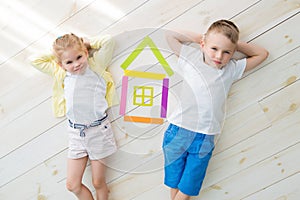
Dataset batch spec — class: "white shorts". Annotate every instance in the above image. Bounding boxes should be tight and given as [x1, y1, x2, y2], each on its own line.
[67, 118, 117, 160]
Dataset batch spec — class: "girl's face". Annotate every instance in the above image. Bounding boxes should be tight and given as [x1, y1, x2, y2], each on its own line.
[59, 48, 88, 75]
[200, 31, 236, 69]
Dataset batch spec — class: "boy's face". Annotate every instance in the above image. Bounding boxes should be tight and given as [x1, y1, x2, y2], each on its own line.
[200, 31, 236, 69]
[59, 48, 89, 75]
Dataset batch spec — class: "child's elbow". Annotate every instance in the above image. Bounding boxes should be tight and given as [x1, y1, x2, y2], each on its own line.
[262, 49, 269, 61]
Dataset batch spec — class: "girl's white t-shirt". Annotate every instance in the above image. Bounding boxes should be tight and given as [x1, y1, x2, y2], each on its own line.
[64, 67, 108, 124]
[168, 45, 246, 135]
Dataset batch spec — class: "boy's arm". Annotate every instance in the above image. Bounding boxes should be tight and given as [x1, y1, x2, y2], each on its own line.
[237, 41, 269, 72]
[165, 30, 202, 57]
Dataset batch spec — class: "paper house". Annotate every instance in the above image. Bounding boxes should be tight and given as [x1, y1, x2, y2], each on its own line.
[119, 36, 174, 124]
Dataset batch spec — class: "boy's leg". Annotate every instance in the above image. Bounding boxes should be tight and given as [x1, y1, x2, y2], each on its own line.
[174, 190, 190, 200]
[171, 188, 190, 200]
[177, 134, 215, 197]
[66, 157, 94, 200]
[171, 188, 179, 199]
[163, 124, 194, 200]
[90, 159, 108, 200]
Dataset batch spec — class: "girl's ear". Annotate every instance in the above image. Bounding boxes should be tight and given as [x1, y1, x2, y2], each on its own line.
[57, 61, 64, 69]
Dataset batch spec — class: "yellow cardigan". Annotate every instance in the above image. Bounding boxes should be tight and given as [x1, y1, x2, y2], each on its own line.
[30, 35, 118, 118]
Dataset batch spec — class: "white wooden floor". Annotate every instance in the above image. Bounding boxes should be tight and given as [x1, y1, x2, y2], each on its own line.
[1, 0, 300, 199]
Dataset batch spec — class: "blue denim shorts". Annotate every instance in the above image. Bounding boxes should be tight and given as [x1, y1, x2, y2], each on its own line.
[162, 123, 215, 196]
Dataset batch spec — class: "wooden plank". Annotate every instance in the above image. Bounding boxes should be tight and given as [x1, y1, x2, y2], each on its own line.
[199, 143, 300, 199]
[203, 108, 300, 187]
[109, 15, 300, 149]
[242, 173, 300, 200]
[0, 0, 150, 124]
[0, 0, 202, 136]
[164, 0, 259, 32]
[96, 83, 299, 198]
[108, 0, 261, 80]
[0, 120, 68, 187]
[198, 79, 300, 197]
[100, 0, 204, 35]
[1, 1, 300, 199]
[227, 13, 300, 115]
[111, 23, 299, 154]
[259, 80, 300, 123]
[1, 0, 296, 130]
[0, 151, 70, 200]
[214, 102, 271, 154]
[198, 80, 300, 197]
[234, 0, 300, 41]
[131, 184, 169, 200]
[0, 115, 166, 197]
[0, 76, 171, 190]
[53, 0, 151, 36]
[0, 0, 150, 113]
[107, 158, 164, 200]
[0, 0, 95, 64]
[0, 75, 52, 128]
[0, 141, 125, 200]
[0, 99, 64, 158]
[5, 0, 298, 122]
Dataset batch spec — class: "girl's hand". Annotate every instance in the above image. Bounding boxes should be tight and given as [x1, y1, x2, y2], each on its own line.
[82, 37, 91, 50]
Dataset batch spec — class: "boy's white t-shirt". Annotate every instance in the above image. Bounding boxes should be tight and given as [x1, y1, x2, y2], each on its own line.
[168, 45, 246, 135]
[64, 67, 108, 124]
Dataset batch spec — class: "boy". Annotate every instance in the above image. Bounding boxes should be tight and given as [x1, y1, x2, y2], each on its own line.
[163, 19, 268, 200]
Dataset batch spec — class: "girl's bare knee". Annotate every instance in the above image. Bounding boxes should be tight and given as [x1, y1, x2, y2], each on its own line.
[92, 178, 106, 190]
[66, 180, 81, 194]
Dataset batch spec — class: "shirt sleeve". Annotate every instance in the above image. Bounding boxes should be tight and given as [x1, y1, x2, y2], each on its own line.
[88, 34, 118, 107]
[231, 58, 247, 81]
[29, 53, 61, 76]
[88, 34, 115, 75]
[176, 45, 200, 72]
[179, 45, 199, 61]
[29, 53, 66, 117]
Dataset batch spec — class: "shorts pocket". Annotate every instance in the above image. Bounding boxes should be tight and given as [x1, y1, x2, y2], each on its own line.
[198, 135, 215, 158]
[162, 125, 177, 148]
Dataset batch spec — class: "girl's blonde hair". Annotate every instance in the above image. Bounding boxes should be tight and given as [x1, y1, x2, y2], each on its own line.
[52, 33, 88, 63]
[206, 19, 240, 44]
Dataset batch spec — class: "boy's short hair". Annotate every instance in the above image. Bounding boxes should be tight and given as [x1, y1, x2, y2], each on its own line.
[206, 19, 240, 44]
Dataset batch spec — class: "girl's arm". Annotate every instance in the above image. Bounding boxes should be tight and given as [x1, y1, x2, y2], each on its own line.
[237, 41, 269, 72]
[89, 34, 115, 71]
[165, 30, 202, 57]
[30, 53, 61, 76]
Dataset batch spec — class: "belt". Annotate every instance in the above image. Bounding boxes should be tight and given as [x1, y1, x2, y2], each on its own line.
[68, 114, 108, 137]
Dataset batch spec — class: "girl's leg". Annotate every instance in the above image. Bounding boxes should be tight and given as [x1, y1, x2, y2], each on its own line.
[90, 159, 109, 200]
[66, 157, 94, 200]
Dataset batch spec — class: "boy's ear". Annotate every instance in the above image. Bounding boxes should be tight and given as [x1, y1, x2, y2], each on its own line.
[200, 39, 205, 48]
[199, 34, 205, 47]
